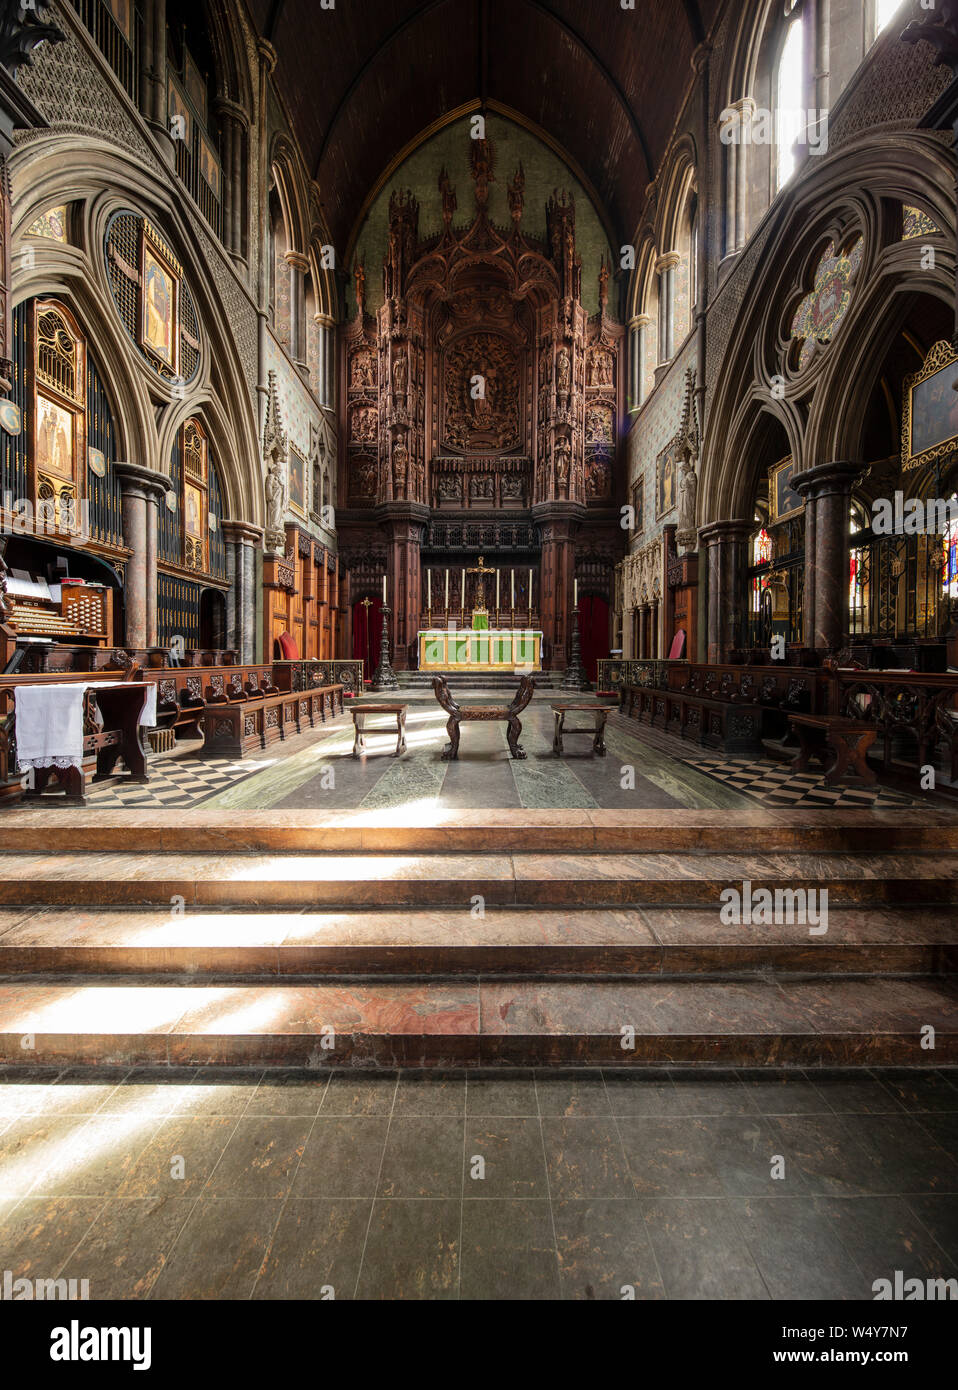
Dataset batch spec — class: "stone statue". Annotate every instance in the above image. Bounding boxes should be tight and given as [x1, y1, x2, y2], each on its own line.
[265, 457, 285, 535]
[392, 347, 408, 396]
[678, 455, 698, 537]
[392, 443, 409, 497]
[556, 347, 571, 402]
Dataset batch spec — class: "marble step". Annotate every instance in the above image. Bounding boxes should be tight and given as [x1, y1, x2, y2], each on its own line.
[0, 850, 956, 908]
[0, 906, 952, 977]
[1, 807, 957, 855]
[0, 975, 953, 1067]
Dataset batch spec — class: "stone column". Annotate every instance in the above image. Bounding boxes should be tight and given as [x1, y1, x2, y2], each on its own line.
[215, 98, 249, 265]
[222, 521, 263, 663]
[284, 252, 309, 370]
[699, 520, 753, 663]
[314, 314, 336, 408]
[116, 463, 168, 649]
[792, 461, 862, 652]
[655, 253, 679, 363]
[628, 314, 650, 412]
[532, 502, 585, 670]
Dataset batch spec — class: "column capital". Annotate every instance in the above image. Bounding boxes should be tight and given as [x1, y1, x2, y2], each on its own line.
[792, 460, 864, 500]
[214, 96, 250, 129]
[221, 520, 264, 547]
[698, 519, 754, 548]
[115, 461, 169, 504]
[257, 39, 277, 73]
[629, 314, 652, 330]
[314, 312, 337, 329]
[655, 251, 681, 274]
[284, 250, 310, 272]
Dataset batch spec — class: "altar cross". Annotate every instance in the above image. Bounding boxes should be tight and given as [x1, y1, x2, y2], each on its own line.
[466, 555, 496, 612]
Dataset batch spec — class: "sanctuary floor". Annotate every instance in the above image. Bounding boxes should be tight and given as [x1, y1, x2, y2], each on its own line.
[78, 693, 921, 813]
[1, 1065, 956, 1300]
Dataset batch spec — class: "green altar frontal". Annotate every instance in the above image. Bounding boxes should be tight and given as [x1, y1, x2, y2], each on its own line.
[419, 630, 542, 671]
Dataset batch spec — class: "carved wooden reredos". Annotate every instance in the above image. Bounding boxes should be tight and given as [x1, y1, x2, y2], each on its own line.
[345, 137, 624, 515]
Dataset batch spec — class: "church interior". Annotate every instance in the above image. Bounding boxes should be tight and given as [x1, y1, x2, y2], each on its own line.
[0, 0, 955, 1313]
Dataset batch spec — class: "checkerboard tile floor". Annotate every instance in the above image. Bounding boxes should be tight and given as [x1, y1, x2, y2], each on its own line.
[84, 750, 270, 808]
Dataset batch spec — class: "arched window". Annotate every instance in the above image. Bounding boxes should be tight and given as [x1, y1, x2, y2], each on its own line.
[774, 1, 806, 192]
[269, 180, 291, 349]
[871, 0, 902, 44]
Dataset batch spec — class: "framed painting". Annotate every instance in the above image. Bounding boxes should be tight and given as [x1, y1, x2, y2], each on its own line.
[288, 446, 307, 518]
[184, 483, 204, 539]
[902, 340, 958, 472]
[184, 51, 207, 126]
[198, 131, 220, 200]
[656, 439, 677, 519]
[140, 229, 179, 372]
[769, 456, 804, 523]
[167, 76, 192, 147]
[36, 393, 75, 481]
[631, 474, 645, 536]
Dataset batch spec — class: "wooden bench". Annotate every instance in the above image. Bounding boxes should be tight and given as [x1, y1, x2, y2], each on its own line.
[351, 703, 407, 757]
[552, 703, 616, 757]
[788, 713, 877, 787]
[433, 674, 535, 761]
[202, 684, 344, 758]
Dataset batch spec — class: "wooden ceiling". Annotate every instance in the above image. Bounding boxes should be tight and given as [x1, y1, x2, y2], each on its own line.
[251, 0, 718, 252]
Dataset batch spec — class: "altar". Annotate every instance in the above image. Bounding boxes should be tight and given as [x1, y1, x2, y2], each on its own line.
[419, 629, 542, 672]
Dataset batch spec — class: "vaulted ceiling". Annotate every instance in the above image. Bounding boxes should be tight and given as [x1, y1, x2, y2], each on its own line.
[250, 0, 719, 254]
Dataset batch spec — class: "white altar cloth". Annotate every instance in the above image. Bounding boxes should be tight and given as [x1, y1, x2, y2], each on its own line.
[14, 681, 157, 772]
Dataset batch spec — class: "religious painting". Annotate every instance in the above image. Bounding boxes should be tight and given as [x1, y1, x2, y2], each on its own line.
[902, 340, 958, 472]
[770, 456, 804, 523]
[140, 232, 179, 371]
[586, 453, 612, 500]
[656, 440, 677, 519]
[184, 483, 204, 539]
[102, 0, 134, 44]
[184, 51, 207, 125]
[167, 76, 192, 146]
[631, 475, 645, 537]
[288, 446, 307, 518]
[198, 132, 220, 200]
[26, 205, 67, 242]
[36, 394, 74, 481]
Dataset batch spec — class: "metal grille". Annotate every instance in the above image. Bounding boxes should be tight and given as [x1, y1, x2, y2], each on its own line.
[158, 428, 183, 566]
[208, 458, 227, 579]
[86, 353, 123, 548]
[1, 304, 29, 504]
[105, 210, 200, 383]
[36, 306, 81, 403]
[157, 573, 201, 649]
[70, 0, 139, 103]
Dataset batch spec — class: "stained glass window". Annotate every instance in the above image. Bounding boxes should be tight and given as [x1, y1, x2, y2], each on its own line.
[902, 206, 940, 241]
[943, 513, 958, 600]
[790, 237, 863, 371]
[754, 528, 772, 566]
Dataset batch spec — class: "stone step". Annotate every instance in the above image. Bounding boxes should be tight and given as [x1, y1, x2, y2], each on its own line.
[0, 975, 953, 1067]
[0, 906, 952, 977]
[1, 850, 957, 908]
[2, 808, 956, 855]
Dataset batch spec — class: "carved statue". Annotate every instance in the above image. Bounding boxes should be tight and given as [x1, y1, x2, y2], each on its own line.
[556, 346, 571, 403]
[555, 438, 571, 492]
[392, 443, 409, 497]
[265, 457, 285, 533]
[678, 454, 698, 539]
[392, 347, 408, 397]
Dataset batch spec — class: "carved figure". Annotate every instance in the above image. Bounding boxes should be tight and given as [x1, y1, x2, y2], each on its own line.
[265, 457, 285, 532]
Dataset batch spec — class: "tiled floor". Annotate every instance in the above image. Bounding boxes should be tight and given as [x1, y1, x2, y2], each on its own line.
[0, 1066, 955, 1300]
[78, 697, 921, 813]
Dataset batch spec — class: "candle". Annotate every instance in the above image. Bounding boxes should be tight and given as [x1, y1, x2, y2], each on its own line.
[496, 569, 500, 613]
[427, 570, 431, 608]
[511, 570, 515, 608]
[445, 569, 449, 610]
[461, 568, 465, 609]
[574, 578, 578, 607]
[382, 575, 387, 604]
[528, 569, 533, 613]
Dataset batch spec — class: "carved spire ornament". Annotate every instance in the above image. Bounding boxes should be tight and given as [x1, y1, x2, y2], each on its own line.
[675, 367, 700, 554]
[263, 370, 288, 553]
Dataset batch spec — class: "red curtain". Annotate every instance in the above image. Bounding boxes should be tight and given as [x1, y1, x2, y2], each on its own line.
[577, 595, 610, 682]
[352, 596, 383, 682]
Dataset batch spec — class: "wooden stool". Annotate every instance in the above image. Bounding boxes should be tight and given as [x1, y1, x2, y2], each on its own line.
[788, 713, 877, 787]
[352, 703, 407, 757]
[551, 703, 616, 757]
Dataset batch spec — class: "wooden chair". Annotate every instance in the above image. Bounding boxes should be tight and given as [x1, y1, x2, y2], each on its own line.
[432, 674, 536, 761]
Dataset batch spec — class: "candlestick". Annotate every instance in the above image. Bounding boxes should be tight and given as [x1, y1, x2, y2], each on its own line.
[371, 605, 399, 691]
